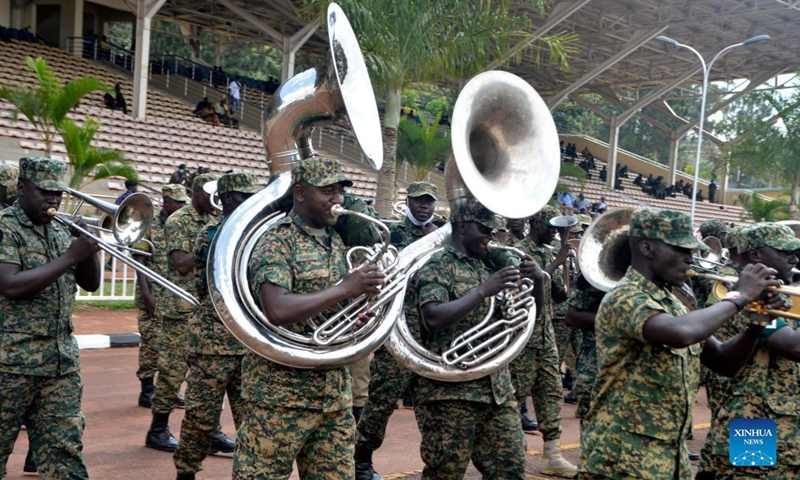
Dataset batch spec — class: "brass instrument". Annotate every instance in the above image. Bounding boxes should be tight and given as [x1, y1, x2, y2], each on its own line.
[550, 215, 579, 295]
[579, 207, 636, 292]
[385, 70, 561, 381]
[686, 270, 800, 321]
[203, 180, 223, 212]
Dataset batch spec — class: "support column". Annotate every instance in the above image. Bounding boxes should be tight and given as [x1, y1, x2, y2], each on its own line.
[0, 0, 11, 27]
[132, 0, 168, 119]
[606, 116, 620, 190]
[60, 0, 84, 50]
[667, 132, 681, 185]
[720, 162, 729, 206]
[280, 19, 319, 82]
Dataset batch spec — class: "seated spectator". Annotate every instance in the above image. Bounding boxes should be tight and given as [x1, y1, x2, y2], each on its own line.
[557, 192, 575, 213]
[633, 173, 643, 186]
[575, 193, 591, 211]
[696, 190, 704, 202]
[218, 97, 239, 129]
[581, 146, 591, 159]
[115, 179, 138, 205]
[193, 96, 221, 127]
[595, 196, 608, 213]
[619, 165, 629, 178]
[614, 176, 624, 190]
[646, 173, 654, 186]
[169, 164, 189, 186]
[103, 83, 128, 114]
[599, 166, 607, 182]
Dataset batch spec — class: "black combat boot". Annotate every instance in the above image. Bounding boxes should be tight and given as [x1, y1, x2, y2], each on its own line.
[520, 400, 538, 432]
[23, 449, 36, 473]
[209, 425, 235, 454]
[352, 406, 363, 423]
[138, 377, 155, 408]
[175, 473, 195, 480]
[145, 412, 179, 452]
[354, 445, 384, 480]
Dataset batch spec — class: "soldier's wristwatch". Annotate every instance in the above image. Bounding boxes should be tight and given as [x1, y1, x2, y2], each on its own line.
[723, 291, 748, 311]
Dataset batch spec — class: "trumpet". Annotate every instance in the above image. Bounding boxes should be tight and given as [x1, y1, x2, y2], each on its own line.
[550, 215, 578, 295]
[685, 270, 800, 321]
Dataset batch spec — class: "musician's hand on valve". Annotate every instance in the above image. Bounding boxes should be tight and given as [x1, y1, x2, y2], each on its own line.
[479, 266, 520, 298]
[353, 308, 376, 328]
[341, 264, 385, 298]
[760, 290, 790, 312]
[553, 246, 571, 268]
[519, 255, 544, 282]
[734, 263, 781, 303]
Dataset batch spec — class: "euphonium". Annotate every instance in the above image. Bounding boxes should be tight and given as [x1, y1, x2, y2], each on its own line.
[207, 4, 401, 369]
[579, 207, 636, 292]
[384, 70, 561, 381]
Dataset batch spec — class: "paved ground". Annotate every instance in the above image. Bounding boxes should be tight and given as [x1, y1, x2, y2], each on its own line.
[4, 307, 713, 479]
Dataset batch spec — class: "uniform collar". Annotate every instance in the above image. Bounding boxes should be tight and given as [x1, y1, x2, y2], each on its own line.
[624, 266, 672, 302]
[289, 210, 335, 244]
[11, 202, 35, 228]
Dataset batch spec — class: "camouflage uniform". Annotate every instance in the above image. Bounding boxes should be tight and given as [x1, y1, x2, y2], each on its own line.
[579, 209, 709, 480]
[0, 158, 89, 479]
[152, 174, 216, 415]
[509, 207, 565, 443]
[703, 224, 800, 479]
[234, 158, 355, 480]
[414, 199, 526, 480]
[567, 276, 604, 419]
[0, 163, 19, 208]
[691, 219, 732, 309]
[355, 182, 438, 454]
[174, 174, 258, 475]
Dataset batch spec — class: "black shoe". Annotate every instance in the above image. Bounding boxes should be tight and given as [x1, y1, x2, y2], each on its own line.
[209, 426, 235, 454]
[401, 394, 413, 409]
[355, 462, 385, 480]
[688, 451, 700, 461]
[521, 412, 539, 432]
[564, 392, 577, 404]
[562, 372, 573, 391]
[353, 406, 363, 423]
[695, 471, 717, 480]
[138, 378, 155, 408]
[145, 412, 179, 452]
[23, 449, 36, 473]
[687, 430, 694, 440]
[176, 474, 195, 480]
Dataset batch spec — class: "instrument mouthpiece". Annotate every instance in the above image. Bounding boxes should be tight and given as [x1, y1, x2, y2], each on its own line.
[46, 208, 58, 217]
[330, 205, 347, 217]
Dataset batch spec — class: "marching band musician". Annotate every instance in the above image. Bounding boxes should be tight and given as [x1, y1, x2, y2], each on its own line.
[508, 205, 578, 477]
[0, 158, 100, 479]
[354, 181, 441, 480]
[0, 164, 18, 209]
[133, 184, 189, 409]
[145, 173, 227, 453]
[699, 224, 800, 479]
[578, 208, 787, 480]
[235, 157, 386, 479]
[174, 173, 260, 480]
[413, 198, 546, 479]
[564, 274, 604, 421]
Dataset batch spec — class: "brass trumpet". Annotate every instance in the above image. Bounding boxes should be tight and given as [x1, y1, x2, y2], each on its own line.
[685, 270, 800, 321]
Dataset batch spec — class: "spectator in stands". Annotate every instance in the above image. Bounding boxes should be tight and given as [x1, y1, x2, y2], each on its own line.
[599, 166, 607, 182]
[115, 179, 138, 205]
[99, 36, 111, 62]
[633, 173, 643, 186]
[614, 176, 624, 191]
[169, 164, 189, 187]
[596, 196, 608, 213]
[218, 97, 239, 129]
[103, 83, 128, 115]
[619, 164, 629, 178]
[708, 180, 717, 203]
[557, 191, 575, 214]
[193, 97, 221, 127]
[581, 146, 591, 159]
[575, 193, 591, 212]
[696, 190, 704, 202]
[229, 75, 242, 109]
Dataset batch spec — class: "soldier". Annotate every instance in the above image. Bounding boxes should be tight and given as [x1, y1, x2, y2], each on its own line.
[700, 224, 800, 479]
[578, 208, 786, 479]
[133, 184, 188, 408]
[504, 217, 526, 248]
[0, 164, 18, 209]
[509, 205, 578, 477]
[354, 181, 441, 480]
[0, 157, 101, 479]
[234, 157, 386, 479]
[564, 274, 604, 420]
[413, 197, 545, 479]
[692, 219, 732, 309]
[145, 172, 229, 452]
[174, 173, 260, 480]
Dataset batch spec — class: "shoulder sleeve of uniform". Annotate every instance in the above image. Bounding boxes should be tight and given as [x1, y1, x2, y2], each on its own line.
[0, 216, 21, 265]
[483, 248, 519, 269]
[249, 224, 292, 292]
[600, 284, 669, 344]
[165, 211, 185, 253]
[193, 223, 215, 271]
[417, 252, 451, 307]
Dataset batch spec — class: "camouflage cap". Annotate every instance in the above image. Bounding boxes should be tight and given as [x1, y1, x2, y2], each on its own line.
[531, 205, 558, 225]
[192, 172, 218, 191]
[577, 214, 592, 226]
[218, 172, 260, 195]
[450, 197, 504, 230]
[292, 157, 353, 187]
[740, 223, 800, 252]
[726, 225, 751, 253]
[628, 208, 708, 250]
[407, 181, 438, 200]
[162, 184, 190, 202]
[699, 219, 731, 239]
[569, 223, 584, 233]
[0, 164, 18, 187]
[18, 157, 67, 192]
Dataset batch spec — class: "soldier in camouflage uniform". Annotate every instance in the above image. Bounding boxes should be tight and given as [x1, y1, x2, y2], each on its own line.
[554, 220, 583, 395]
[354, 181, 441, 480]
[578, 208, 784, 480]
[564, 274, 604, 420]
[0, 164, 19, 208]
[509, 205, 578, 477]
[174, 173, 260, 480]
[146, 172, 219, 452]
[0, 157, 101, 479]
[504, 217, 526, 248]
[691, 219, 732, 309]
[133, 184, 189, 408]
[700, 223, 800, 480]
[413, 197, 545, 480]
[234, 157, 386, 480]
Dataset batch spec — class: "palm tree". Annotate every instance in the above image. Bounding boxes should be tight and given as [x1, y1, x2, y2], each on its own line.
[303, 0, 577, 216]
[60, 117, 137, 189]
[396, 113, 451, 182]
[739, 192, 789, 222]
[0, 57, 108, 156]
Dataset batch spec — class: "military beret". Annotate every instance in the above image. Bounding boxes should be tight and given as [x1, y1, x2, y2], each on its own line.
[18, 157, 67, 192]
[629, 208, 708, 250]
[292, 157, 352, 187]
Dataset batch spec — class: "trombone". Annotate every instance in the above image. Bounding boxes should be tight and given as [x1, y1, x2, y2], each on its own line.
[48, 189, 199, 307]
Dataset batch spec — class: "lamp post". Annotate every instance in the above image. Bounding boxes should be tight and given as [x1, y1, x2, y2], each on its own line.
[656, 34, 770, 224]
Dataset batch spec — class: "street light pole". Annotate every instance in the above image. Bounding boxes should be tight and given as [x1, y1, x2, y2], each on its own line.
[656, 34, 770, 224]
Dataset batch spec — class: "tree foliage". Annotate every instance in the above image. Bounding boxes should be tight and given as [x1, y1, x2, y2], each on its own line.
[60, 117, 136, 189]
[396, 114, 451, 182]
[738, 192, 789, 222]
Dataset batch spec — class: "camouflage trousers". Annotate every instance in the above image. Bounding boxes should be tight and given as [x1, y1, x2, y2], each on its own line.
[0, 371, 88, 480]
[573, 335, 597, 419]
[416, 400, 526, 480]
[510, 342, 564, 442]
[697, 368, 720, 475]
[152, 316, 189, 414]
[233, 403, 355, 480]
[350, 353, 372, 409]
[355, 346, 415, 452]
[552, 315, 571, 370]
[706, 453, 800, 479]
[174, 353, 245, 474]
[136, 309, 161, 380]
